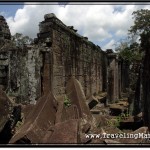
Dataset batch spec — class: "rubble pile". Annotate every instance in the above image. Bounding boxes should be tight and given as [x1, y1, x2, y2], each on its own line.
[0, 78, 148, 145]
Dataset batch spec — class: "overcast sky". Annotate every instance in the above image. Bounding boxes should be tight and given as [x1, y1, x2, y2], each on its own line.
[0, 2, 150, 50]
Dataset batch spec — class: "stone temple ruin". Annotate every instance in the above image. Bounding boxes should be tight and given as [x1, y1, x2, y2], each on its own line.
[1, 13, 146, 145]
[0, 13, 128, 104]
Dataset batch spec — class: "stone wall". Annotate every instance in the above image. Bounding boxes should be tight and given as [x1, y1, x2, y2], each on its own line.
[0, 16, 11, 41]
[38, 13, 107, 98]
[0, 14, 125, 104]
[2, 47, 43, 104]
[0, 15, 11, 90]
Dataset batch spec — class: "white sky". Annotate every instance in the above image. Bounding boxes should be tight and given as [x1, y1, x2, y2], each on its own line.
[1, 2, 150, 50]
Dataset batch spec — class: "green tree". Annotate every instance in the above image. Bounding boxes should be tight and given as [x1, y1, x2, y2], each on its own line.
[129, 9, 150, 127]
[11, 33, 33, 48]
[129, 9, 150, 36]
[116, 9, 150, 115]
[129, 9, 150, 52]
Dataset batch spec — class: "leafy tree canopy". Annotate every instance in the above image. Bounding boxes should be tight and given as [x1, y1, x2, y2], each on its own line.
[116, 9, 149, 62]
[129, 9, 150, 36]
[11, 33, 33, 48]
[115, 41, 143, 63]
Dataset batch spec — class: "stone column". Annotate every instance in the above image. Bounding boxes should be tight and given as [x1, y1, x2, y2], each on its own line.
[106, 49, 119, 103]
[107, 67, 114, 103]
[142, 34, 150, 129]
[42, 52, 52, 95]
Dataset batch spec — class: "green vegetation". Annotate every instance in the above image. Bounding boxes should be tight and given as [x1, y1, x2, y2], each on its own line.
[11, 33, 33, 48]
[116, 9, 150, 63]
[129, 9, 150, 36]
[107, 112, 130, 127]
[64, 95, 71, 107]
[115, 9, 150, 115]
[12, 112, 24, 134]
[129, 9, 150, 124]
[116, 42, 143, 63]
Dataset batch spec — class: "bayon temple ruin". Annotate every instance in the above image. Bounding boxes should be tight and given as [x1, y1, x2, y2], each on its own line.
[0, 13, 147, 144]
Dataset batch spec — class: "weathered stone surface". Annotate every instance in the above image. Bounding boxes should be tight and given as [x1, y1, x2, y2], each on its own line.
[66, 104, 79, 120]
[97, 92, 107, 100]
[0, 13, 127, 108]
[94, 103, 105, 110]
[38, 13, 109, 99]
[42, 52, 52, 95]
[96, 96, 107, 105]
[0, 16, 13, 91]
[79, 133, 92, 144]
[55, 97, 66, 123]
[9, 92, 58, 143]
[10, 105, 22, 129]
[90, 127, 122, 144]
[0, 89, 12, 132]
[82, 123, 91, 133]
[94, 115, 112, 128]
[109, 104, 126, 116]
[87, 95, 99, 109]
[90, 109, 100, 114]
[46, 119, 79, 144]
[0, 14, 131, 145]
[132, 126, 148, 134]
[119, 115, 143, 130]
[134, 112, 143, 122]
[118, 116, 134, 130]
[44, 13, 56, 20]
[102, 126, 122, 134]
[0, 90, 15, 144]
[142, 33, 150, 130]
[21, 104, 35, 120]
[0, 14, 124, 106]
[66, 77, 92, 121]
[118, 127, 149, 144]
[133, 66, 142, 116]
[0, 15, 11, 40]
[55, 95, 80, 123]
[107, 51, 120, 103]
[116, 101, 129, 107]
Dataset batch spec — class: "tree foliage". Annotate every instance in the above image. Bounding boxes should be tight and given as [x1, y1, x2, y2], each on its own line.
[129, 9, 150, 124]
[115, 40, 143, 63]
[11, 33, 33, 48]
[129, 9, 150, 35]
[129, 9, 150, 52]
[116, 9, 150, 62]
[115, 9, 149, 106]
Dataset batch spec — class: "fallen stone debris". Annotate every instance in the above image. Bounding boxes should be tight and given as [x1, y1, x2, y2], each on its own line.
[0, 77, 149, 145]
